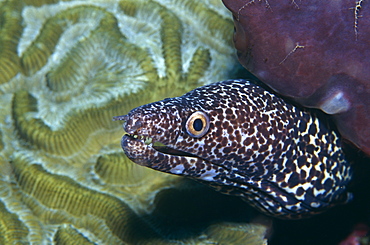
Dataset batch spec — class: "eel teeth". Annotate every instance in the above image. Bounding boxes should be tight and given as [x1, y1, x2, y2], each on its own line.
[144, 137, 152, 145]
[130, 134, 153, 145]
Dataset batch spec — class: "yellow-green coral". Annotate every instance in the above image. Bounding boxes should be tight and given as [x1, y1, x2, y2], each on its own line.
[0, 0, 23, 85]
[95, 152, 152, 185]
[0, 0, 268, 244]
[0, 200, 29, 245]
[12, 154, 163, 244]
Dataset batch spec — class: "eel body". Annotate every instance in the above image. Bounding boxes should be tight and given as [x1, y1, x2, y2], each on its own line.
[114, 79, 352, 219]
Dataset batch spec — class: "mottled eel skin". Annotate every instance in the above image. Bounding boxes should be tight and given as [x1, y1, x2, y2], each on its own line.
[114, 79, 353, 219]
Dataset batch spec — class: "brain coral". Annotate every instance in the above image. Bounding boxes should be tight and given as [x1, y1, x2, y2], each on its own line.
[0, 0, 267, 244]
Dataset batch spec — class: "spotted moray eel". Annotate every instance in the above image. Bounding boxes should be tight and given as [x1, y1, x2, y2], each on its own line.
[114, 79, 353, 219]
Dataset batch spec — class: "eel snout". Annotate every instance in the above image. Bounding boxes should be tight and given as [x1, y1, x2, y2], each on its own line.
[113, 114, 144, 135]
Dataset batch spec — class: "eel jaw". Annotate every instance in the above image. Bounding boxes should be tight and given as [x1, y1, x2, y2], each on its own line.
[121, 133, 226, 183]
[120, 133, 199, 167]
[120, 134, 156, 166]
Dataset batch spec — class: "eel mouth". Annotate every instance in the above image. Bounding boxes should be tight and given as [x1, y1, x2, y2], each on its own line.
[124, 133, 197, 158]
[113, 115, 199, 158]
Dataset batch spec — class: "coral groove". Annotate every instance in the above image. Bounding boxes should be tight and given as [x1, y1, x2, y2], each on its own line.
[0, 200, 29, 245]
[54, 225, 94, 245]
[0, 1, 23, 84]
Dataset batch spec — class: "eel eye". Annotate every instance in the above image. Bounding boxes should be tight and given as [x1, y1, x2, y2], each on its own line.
[185, 111, 210, 138]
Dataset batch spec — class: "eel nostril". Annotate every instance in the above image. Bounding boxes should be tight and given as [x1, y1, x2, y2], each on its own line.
[112, 115, 129, 121]
[113, 114, 143, 133]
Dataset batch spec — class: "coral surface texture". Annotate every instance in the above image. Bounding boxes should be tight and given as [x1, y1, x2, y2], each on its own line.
[0, 0, 267, 244]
